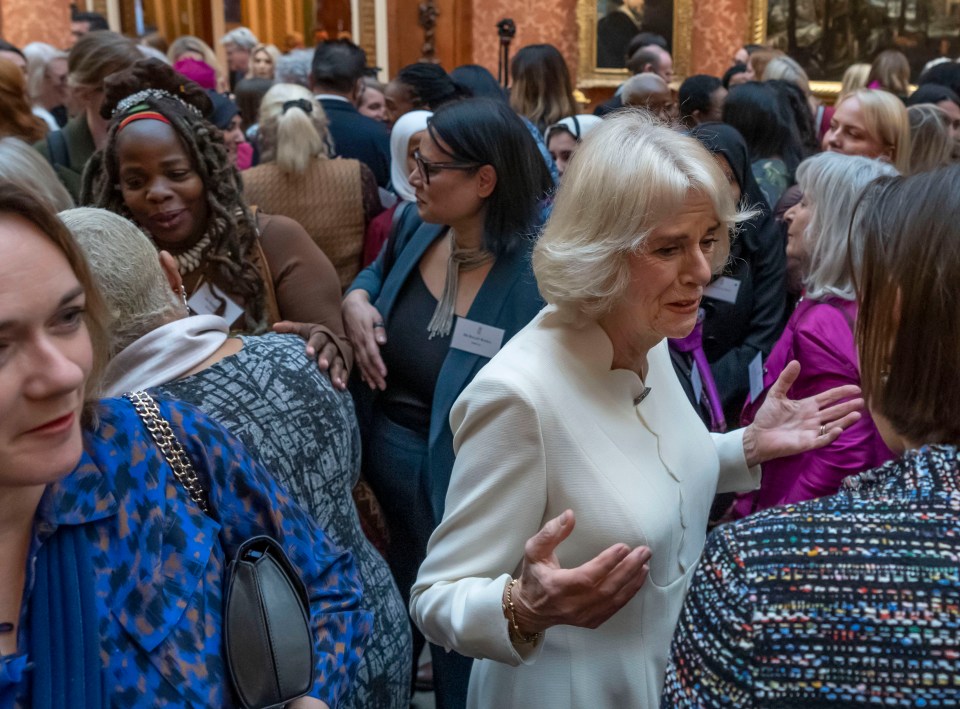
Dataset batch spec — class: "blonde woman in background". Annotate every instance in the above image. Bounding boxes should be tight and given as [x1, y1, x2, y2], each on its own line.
[247, 43, 281, 80]
[167, 35, 226, 91]
[763, 54, 831, 140]
[907, 104, 953, 173]
[840, 63, 871, 98]
[824, 88, 912, 173]
[243, 84, 383, 290]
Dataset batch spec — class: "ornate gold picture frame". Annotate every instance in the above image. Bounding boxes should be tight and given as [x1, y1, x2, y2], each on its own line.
[577, 0, 694, 87]
[747, 0, 957, 101]
[746, 0, 841, 100]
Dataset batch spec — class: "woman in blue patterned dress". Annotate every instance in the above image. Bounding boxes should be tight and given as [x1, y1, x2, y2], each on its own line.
[62, 205, 412, 709]
[0, 183, 371, 707]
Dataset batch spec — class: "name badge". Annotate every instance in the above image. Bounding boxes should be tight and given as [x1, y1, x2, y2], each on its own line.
[450, 317, 505, 359]
[691, 360, 704, 403]
[748, 351, 764, 403]
[188, 282, 244, 326]
[703, 276, 741, 304]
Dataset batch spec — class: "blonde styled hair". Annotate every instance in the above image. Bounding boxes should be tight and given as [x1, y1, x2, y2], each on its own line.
[907, 104, 952, 174]
[258, 83, 331, 173]
[534, 111, 743, 319]
[840, 89, 912, 173]
[60, 207, 181, 356]
[839, 63, 870, 99]
[246, 44, 281, 79]
[0, 137, 73, 213]
[763, 55, 810, 95]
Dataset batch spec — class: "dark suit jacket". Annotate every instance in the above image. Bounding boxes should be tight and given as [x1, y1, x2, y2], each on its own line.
[34, 113, 96, 203]
[597, 11, 639, 68]
[348, 216, 546, 521]
[319, 98, 391, 189]
[594, 94, 625, 117]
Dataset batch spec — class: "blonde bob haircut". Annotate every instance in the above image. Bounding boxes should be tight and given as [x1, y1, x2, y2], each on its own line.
[534, 111, 743, 319]
[258, 83, 331, 174]
[839, 89, 912, 173]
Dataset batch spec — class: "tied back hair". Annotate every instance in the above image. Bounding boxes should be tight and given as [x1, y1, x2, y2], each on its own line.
[81, 57, 268, 333]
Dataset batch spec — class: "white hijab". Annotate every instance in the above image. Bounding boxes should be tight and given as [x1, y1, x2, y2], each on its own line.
[390, 109, 433, 202]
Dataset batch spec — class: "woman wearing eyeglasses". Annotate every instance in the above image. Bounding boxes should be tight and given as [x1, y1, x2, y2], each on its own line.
[342, 97, 553, 709]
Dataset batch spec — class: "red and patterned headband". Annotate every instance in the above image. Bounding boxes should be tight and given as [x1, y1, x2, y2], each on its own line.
[117, 110, 171, 133]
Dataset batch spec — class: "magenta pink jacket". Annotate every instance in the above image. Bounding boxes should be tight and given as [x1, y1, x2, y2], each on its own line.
[733, 297, 894, 518]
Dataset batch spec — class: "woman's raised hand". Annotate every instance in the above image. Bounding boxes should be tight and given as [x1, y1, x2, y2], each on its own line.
[743, 359, 864, 467]
[508, 510, 651, 636]
[341, 290, 388, 391]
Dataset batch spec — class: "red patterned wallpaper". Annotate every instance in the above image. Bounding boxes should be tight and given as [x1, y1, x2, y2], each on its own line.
[472, 0, 579, 83]
[691, 0, 747, 78]
[2, 0, 73, 49]
[470, 0, 748, 84]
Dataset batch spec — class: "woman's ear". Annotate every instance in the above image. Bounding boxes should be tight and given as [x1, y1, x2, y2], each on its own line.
[476, 164, 497, 199]
[158, 250, 183, 295]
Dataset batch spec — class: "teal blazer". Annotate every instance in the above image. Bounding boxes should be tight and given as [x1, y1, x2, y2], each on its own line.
[348, 215, 545, 521]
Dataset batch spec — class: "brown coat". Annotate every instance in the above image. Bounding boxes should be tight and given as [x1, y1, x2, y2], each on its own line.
[243, 158, 367, 291]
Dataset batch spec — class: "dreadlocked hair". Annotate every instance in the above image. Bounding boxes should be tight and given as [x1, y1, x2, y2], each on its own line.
[81, 58, 269, 333]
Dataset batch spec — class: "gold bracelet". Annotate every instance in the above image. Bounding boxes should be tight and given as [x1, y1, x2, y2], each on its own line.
[501, 579, 542, 645]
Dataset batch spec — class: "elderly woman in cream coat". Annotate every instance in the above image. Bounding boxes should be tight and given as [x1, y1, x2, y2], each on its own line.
[409, 112, 863, 708]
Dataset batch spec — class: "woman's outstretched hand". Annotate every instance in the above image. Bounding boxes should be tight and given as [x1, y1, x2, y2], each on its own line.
[743, 360, 864, 467]
[507, 510, 651, 637]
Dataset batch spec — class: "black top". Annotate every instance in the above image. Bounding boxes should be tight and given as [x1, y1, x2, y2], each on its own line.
[319, 98, 391, 188]
[379, 268, 452, 435]
[690, 123, 788, 422]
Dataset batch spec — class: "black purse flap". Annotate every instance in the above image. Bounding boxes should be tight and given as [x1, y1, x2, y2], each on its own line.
[224, 536, 315, 709]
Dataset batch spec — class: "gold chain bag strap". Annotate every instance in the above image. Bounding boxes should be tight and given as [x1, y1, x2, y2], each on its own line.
[125, 391, 315, 709]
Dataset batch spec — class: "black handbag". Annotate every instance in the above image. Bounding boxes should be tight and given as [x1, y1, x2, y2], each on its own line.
[126, 391, 315, 709]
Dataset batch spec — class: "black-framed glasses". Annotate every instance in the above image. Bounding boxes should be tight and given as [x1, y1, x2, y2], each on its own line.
[413, 150, 480, 185]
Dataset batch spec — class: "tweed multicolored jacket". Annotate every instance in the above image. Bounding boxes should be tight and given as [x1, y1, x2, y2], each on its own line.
[663, 445, 960, 708]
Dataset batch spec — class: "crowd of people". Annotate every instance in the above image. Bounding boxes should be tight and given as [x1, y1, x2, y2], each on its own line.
[1, 10, 959, 709]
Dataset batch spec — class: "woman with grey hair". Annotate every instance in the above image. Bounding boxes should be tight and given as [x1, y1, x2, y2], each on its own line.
[23, 42, 68, 130]
[61, 206, 412, 709]
[733, 151, 898, 519]
[409, 112, 864, 708]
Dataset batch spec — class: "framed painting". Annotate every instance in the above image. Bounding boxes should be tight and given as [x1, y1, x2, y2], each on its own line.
[749, 0, 959, 98]
[578, 0, 694, 87]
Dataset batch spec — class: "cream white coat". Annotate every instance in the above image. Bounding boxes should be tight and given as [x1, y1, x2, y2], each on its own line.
[410, 306, 760, 708]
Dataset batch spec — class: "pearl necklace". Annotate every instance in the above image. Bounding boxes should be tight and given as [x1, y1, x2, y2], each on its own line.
[174, 234, 212, 276]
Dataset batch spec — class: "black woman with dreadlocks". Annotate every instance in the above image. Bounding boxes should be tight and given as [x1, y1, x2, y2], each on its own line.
[83, 58, 353, 388]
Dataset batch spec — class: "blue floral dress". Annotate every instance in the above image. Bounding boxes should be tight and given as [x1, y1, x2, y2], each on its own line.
[1, 396, 372, 708]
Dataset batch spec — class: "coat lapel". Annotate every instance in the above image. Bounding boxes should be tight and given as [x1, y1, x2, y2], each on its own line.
[377, 222, 445, 322]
